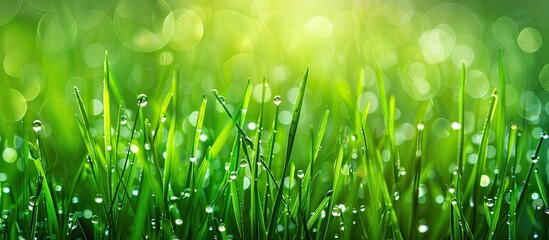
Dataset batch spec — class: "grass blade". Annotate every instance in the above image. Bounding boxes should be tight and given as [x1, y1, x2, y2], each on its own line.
[267, 66, 309, 240]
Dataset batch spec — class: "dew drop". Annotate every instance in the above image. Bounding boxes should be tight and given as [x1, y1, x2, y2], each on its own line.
[531, 155, 539, 163]
[121, 115, 128, 125]
[205, 206, 214, 213]
[418, 224, 429, 233]
[394, 192, 400, 200]
[137, 94, 148, 107]
[91, 215, 99, 224]
[297, 170, 305, 179]
[229, 171, 237, 180]
[480, 174, 491, 187]
[218, 223, 226, 232]
[359, 205, 366, 212]
[94, 194, 104, 203]
[33, 120, 42, 132]
[541, 132, 548, 139]
[175, 219, 183, 225]
[485, 198, 494, 207]
[182, 188, 192, 198]
[239, 159, 248, 168]
[212, 89, 218, 96]
[273, 95, 282, 106]
[29, 195, 37, 210]
[219, 96, 226, 104]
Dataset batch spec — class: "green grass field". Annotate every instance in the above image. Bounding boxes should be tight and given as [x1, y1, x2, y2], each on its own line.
[1, 0, 549, 239]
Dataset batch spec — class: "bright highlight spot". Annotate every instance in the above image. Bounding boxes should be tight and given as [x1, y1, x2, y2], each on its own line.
[518, 27, 542, 53]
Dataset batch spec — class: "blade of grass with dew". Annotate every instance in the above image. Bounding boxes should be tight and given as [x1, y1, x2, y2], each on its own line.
[319, 146, 343, 240]
[251, 78, 268, 240]
[29, 176, 43, 239]
[486, 123, 516, 239]
[153, 69, 176, 143]
[354, 68, 364, 136]
[300, 105, 329, 227]
[143, 118, 164, 194]
[103, 52, 112, 194]
[409, 121, 424, 239]
[263, 101, 280, 225]
[456, 61, 466, 214]
[185, 94, 207, 190]
[448, 191, 474, 239]
[516, 131, 546, 215]
[212, 88, 253, 150]
[210, 80, 252, 158]
[29, 142, 60, 235]
[217, 80, 252, 239]
[307, 190, 333, 230]
[74, 87, 99, 164]
[468, 89, 497, 229]
[508, 125, 520, 239]
[163, 70, 178, 209]
[533, 167, 548, 210]
[375, 65, 399, 185]
[191, 94, 207, 161]
[130, 175, 150, 239]
[267, 66, 309, 240]
[496, 49, 506, 181]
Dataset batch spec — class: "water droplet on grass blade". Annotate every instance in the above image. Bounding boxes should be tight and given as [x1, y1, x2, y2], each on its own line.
[121, 115, 128, 125]
[273, 95, 282, 105]
[418, 224, 429, 233]
[91, 215, 99, 224]
[212, 89, 218, 96]
[229, 171, 237, 180]
[239, 159, 248, 167]
[33, 120, 42, 132]
[137, 94, 148, 107]
[485, 198, 494, 207]
[297, 170, 305, 179]
[182, 188, 192, 198]
[480, 174, 491, 187]
[94, 194, 103, 203]
[531, 155, 539, 163]
[175, 219, 183, 225]
[394, 192, 400, 200]
[219, 96, 226, 104]
[205, 206, 214, 213]
[29, 195, 37, 210]
[218, 223, 226, 232]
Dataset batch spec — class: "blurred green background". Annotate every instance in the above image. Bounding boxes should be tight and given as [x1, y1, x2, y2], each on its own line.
[1, 0, 549, 236]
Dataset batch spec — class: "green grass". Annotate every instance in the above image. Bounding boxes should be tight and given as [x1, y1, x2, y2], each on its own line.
[1, 51, 548, 239]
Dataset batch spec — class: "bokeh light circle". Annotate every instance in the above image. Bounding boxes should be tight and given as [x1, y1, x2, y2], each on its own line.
[539, 64, 549, 92]
[0, 0, 22, 25]
[37, 10, 77, 53]
[0, 89, 27, 122]
[518, 91, 541, 121]
[167, 9, 203, 51]
[400, 56, 441, 100]
[517, 27, 542, 53]
[114, 0, 173, 52]
[419, 24, 456, 64]
[466, 70, 490, 98]
[492, 16, 518, 47]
